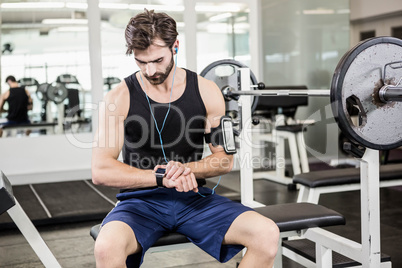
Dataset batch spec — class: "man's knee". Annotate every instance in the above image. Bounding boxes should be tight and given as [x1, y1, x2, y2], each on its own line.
[94, 234, 136, 267]
[94, 238, 114, 262]
[248, 218, 280, 258]
[94, 222, 139, 265]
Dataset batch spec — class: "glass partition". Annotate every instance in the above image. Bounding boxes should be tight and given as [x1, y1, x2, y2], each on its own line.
[195, 2, 250, 72]
[261, 0, 350, 88]
[260, 0, 350, 158]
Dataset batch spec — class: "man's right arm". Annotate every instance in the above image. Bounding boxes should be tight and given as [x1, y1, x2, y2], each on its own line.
[91, 82, 157, 189]
[0, 91, 9, 113]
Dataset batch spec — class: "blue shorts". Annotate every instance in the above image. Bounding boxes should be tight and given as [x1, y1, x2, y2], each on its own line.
[102, 187, 253, 266]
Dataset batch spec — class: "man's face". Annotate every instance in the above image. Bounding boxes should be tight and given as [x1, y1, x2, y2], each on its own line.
[134, 43, 175, 86]
[143, 53, 174, 85]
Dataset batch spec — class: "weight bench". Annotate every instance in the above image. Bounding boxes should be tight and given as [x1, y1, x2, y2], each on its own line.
[90, 202, 346, 267]
[1, 122, 56, 137]
[0, 171, 61, 267]
[296, 163, 402, 203]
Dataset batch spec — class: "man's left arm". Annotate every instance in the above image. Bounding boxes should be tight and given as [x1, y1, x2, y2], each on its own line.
[25, 89, 33, 110]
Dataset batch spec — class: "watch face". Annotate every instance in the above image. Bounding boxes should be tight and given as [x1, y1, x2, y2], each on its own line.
[156, 168, 166, 174]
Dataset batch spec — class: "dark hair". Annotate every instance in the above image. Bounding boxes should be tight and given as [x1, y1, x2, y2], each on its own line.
[5, 75, 16, 83]
[125, 9, 178, 55]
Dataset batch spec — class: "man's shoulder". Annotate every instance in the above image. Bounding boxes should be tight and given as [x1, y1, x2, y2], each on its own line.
[1, 90, 10, 99]
[103, 81, 130, 118]
[197, 75, 220, 96]
[107, 80, 129, 100]
[196, 75, 225, 117]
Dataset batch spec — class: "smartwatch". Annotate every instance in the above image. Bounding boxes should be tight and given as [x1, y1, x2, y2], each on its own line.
[155, 168, 166, 188]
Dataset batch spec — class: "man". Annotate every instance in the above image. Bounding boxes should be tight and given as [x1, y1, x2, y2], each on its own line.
[92, 9, 279, 267]
[0, 75, 32, 137]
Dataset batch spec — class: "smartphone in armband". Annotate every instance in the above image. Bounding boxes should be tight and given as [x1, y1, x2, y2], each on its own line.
[221, 117, 237, 154]
[204, 116, 237, 155]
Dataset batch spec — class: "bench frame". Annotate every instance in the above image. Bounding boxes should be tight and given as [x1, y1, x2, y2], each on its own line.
[297, 177, 402, 204]
[0, 171, 61, 267]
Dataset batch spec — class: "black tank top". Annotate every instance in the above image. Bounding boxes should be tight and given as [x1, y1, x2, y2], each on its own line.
[7, 87, 29, 122]
[122, 69, 207, 190]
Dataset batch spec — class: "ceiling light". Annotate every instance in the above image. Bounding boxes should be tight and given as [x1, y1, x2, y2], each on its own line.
[99, 3, 129, 10]
[42, 19, 88, 25]
[55, 27, 89, 32]
[196, 4, 241, 13]
[65, 3, 87, 9]
[209, 13, 233, 22]
[1, 2, 65, 9]
[129, 4, 184, 12]
[303, 9, 334, 15]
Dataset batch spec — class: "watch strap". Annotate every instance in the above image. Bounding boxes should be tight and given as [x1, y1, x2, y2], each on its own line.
[156, 175, 164, 188]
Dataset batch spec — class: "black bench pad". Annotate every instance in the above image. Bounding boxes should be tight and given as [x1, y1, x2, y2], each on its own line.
[294, 164, 402, 188]
[254, 203, 345, 232]
[90, 203, 345, 245]
[2, 122, 57, 129]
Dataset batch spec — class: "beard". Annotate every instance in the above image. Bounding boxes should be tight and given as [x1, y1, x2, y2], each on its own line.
[144, 53, 175, 85]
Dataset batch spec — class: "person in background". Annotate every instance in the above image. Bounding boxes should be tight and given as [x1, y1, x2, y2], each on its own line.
[0, 75, 33, 137]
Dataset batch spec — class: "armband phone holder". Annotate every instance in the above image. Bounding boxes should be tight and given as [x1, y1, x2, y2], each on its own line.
[204, 116, 237, 154]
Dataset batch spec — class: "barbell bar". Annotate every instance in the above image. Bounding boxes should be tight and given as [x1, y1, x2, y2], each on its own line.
[379, 86, 402, 102]
[226, 85, 401, 103]
[226, 88, 330, 97]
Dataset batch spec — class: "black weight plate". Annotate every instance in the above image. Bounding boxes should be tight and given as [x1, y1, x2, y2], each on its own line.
[200, 59, 259, 114]
[46, 82, 68, 104]
[331, 37, 402, 150]
[36, 83, 50, 101]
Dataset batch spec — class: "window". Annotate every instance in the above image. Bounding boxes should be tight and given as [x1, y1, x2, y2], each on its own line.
[360, 30, 375, 41]
[391, 26, 402, 39]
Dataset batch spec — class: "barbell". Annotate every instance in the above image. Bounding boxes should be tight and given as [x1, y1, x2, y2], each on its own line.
[200, 36, 402, 151]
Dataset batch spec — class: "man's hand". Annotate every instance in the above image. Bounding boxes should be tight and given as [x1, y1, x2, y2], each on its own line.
[154, 161, 198, 193]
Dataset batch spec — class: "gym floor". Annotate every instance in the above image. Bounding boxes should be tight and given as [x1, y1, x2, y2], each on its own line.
[1, 162, 402, 267]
